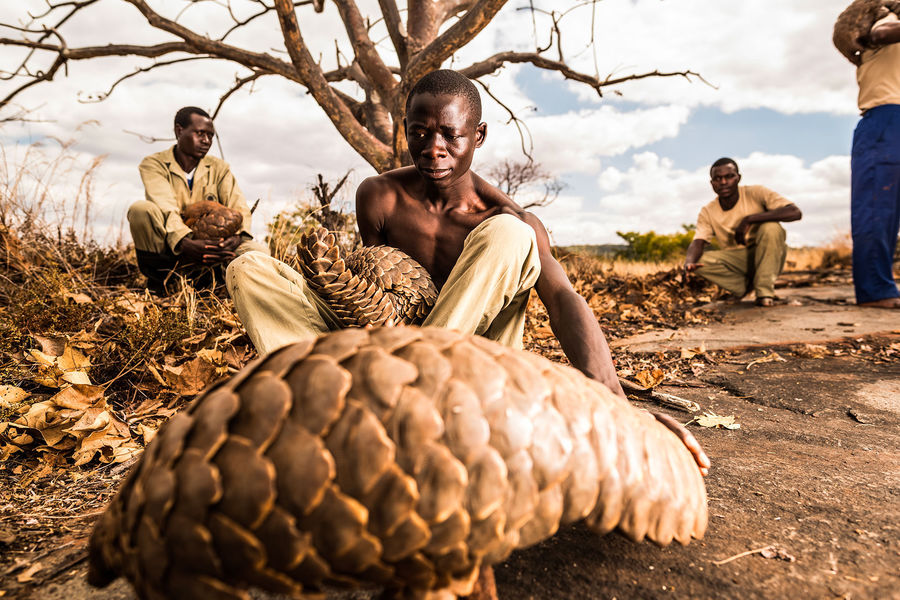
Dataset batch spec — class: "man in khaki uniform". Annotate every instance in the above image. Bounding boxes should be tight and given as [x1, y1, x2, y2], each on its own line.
[228, 70, 710, 475]
[684, 158, 802, 306]
[128, 106, 266, 293]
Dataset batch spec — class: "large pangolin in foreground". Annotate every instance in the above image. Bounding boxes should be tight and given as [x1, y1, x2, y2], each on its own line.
[88, 325, 707, 599]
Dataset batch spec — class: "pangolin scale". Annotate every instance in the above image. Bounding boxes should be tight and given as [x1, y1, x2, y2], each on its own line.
[295, 228, 438, 328]
[88, 325, 707, 600]
[181, 200, 243, 241]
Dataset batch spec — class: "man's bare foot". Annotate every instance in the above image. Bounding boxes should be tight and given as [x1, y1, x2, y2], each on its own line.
[857, 297, 900, 308]
[755, 296, 775, 307]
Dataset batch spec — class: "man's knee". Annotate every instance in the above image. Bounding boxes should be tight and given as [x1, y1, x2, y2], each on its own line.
[127, 200, 159, 228]
[475, 214, 537, 255]
[755, 222, 786, 242]
[226, 250, 271, 292]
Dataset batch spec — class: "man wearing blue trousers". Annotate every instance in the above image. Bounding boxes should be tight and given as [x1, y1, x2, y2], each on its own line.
[850, 9, 900, 308]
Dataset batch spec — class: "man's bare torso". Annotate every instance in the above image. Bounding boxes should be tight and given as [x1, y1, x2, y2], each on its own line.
[357, 166, 525, 288]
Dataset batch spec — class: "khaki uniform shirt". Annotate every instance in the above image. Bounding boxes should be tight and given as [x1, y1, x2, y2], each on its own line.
[858, 14, 900, 112]
[139, 147, 252, 253]
[694, 185, 792, 249]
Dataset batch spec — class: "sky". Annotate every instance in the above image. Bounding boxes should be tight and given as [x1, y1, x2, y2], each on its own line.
[0, 0, 862, 248]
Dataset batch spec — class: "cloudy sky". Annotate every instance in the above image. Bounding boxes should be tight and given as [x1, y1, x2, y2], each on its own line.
[0, 0, 861, 247]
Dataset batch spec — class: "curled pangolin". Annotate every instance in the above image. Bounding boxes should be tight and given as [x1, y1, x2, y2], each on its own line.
[88, 325, 707, 600]
[295, 227, 438, 327]
[834, 0, 900, 65]
[182, 200, 243, 240]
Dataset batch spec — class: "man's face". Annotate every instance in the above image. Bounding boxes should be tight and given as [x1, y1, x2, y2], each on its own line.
[710, 163, 741, 199]
[175, 113, 215, 160]
[405, 92, 485, 187]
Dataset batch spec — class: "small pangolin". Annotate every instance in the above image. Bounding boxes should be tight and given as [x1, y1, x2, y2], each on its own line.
[833, 0, 900, 65]
[294, 227, 438, 328]
[88, 325, 707, 600]
[181, 201, 243, 241]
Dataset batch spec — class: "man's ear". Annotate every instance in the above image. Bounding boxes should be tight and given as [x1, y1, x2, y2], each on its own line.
[736, 173, 742, 184]
[174, 124, 184, 140]
[475, 122, 487, 148]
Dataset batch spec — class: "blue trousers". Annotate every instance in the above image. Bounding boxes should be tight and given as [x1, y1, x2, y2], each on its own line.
[851, 104, 900, 303]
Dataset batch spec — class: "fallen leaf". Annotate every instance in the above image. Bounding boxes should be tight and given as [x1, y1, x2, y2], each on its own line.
[0, 385, 29, 408]
[635, 368, 666, 389]
[163, 356, 219, 396]
[746, 352, 786, 369]
[794, 344, 828, 359]
[64, 291, 93, 304]
[691, 412, 741, 430]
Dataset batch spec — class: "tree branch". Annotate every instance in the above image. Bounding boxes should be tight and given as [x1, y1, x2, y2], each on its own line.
[377, 0, 408, 67]
[406, 0, 508, 88]
[461, 51, 706, 97]
[78, 56, 207, 103]
[473, 78, 533, 160]
[211, 69, 267, 119]
[273, 0, 392, 171]
[332, 0, 397, 101]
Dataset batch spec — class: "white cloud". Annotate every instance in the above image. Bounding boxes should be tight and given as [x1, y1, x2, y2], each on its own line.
[476, 104, 690, 174]
[554, 0, 857, 115]
[530, 151, 850, 247]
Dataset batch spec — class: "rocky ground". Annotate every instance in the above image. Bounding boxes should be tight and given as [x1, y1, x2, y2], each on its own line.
[2, 282, 898, 600]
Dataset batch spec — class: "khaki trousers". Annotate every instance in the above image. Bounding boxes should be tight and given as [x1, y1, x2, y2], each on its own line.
[127, 200, 267, 256]
[226, 214, 542, 356]
[695, 222, 787, 298]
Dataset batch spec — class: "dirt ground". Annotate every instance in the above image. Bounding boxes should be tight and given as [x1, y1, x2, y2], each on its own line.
[2, 283, 898, 600]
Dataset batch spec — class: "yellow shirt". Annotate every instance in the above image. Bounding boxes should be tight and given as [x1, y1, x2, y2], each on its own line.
[694, 185, 792, 249]
[139, 147, 252, 253]
[857, 14, 900, 112]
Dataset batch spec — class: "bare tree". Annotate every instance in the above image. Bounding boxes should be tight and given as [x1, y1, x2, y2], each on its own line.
[0, 1, 702, 172]
[486, 158, 564, 209]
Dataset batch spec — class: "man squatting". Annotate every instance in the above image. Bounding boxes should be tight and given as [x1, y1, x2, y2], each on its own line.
[128, 106, 268, 294]
[226, 69, 710, 474]
[684, 158, 802, 307]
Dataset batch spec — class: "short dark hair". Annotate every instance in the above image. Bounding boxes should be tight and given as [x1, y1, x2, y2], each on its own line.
[174, 106, 211, 129]
[710, 157, 739, 175]
[405, 70, 482, 124]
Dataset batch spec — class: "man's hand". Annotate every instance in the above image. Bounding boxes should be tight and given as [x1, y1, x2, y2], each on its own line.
[177, 236, 236, 265]
[734, 217, 752, 245]
[684, 261, 703, 273]
[652, 412, 711, 476]
[217, 235, 242, 253]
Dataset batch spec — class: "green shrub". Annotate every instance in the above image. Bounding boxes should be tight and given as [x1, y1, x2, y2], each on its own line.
[615, 225, 696, 262]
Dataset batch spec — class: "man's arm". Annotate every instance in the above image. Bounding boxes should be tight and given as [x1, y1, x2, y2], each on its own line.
[869, 14, 900, 45]
[355, 176, 390, 246]
[524, 213, 624, 397]
[734, 203, 802, 245]
[684, 238, 708, 272]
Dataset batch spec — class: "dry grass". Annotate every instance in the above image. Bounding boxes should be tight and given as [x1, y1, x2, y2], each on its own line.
[785, 233, 853, 271]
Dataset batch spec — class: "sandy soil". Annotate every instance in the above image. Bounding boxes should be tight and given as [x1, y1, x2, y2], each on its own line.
[2, 283, 898, 600]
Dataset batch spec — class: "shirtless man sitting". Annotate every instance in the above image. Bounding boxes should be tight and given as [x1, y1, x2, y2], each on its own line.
[226, 69, 708, 474]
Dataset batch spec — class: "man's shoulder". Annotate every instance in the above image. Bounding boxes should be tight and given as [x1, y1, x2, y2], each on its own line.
[139, 147, 173, 168]
[741, 184, 772, 194]
[201, 154, 229, 170]
[357, 167, 417, 199]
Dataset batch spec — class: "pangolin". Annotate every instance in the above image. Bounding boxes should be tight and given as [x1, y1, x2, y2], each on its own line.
[181, 200, 243, 241]
[294, 227, 438, 328]
[834, 0, 900, 65]
[88, 325, 707, 600]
